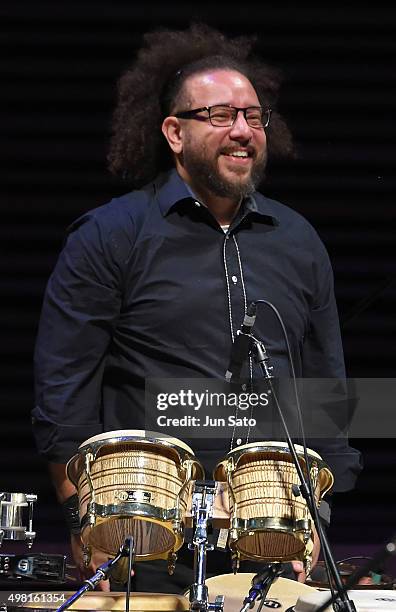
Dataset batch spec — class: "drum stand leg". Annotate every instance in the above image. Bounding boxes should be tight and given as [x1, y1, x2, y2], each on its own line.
[188, 481, 224, 612]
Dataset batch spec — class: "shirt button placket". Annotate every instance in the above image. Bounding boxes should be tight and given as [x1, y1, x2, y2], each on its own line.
[224, 235, 246, 336]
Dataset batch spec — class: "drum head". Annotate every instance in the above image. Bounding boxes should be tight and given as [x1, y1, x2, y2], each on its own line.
[203, 574, 317, 612]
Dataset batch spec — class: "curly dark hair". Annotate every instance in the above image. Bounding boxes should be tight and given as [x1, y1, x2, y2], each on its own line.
[108, 23, 294, 185]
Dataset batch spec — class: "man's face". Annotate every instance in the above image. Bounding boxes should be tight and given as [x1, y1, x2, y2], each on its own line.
[174, 69, 267, 201]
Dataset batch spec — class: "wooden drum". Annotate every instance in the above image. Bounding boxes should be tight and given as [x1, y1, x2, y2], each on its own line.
[214, 441, 333, 566]
[67, 430, 204, 563]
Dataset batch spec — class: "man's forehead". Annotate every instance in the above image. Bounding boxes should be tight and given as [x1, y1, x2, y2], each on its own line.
[183, 69, 258, 103]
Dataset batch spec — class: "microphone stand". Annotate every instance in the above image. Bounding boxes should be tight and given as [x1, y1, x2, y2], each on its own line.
[56, 536, 134, 612]
[125, 535, 135, 612]
[251, 337, 357, 612]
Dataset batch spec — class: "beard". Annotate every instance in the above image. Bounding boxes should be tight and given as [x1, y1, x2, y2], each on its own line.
[181, 140, 267, 201]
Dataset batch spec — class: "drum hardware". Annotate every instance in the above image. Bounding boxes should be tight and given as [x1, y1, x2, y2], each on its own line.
[0, 493, 37, 548]
[167, 550, 178, 576]
[0, 553, 68, 582]
[56, 536, 134, 612]
[240, 564, 284, 612]
[83, 453, 95, 529]
[188, 481, 224, 612]
[81, 545, 91, 567]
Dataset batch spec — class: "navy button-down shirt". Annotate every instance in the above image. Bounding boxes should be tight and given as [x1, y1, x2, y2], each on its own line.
[33, 169, 361, 490]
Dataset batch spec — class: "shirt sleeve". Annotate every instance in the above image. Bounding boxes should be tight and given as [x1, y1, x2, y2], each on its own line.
[32, 210, 126, 462]
[302, 239, 363, 493]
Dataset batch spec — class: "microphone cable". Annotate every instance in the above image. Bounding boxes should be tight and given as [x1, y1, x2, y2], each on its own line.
[252, 299, 338, 600]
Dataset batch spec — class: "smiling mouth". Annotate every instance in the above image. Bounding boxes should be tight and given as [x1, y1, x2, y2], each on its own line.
[221, 148, 254, 160]
[221, 152, 253, 167]
[225, 151, 248, 158]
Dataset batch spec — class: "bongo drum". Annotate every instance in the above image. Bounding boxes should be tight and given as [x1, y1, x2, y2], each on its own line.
[214, 441, 333, 566]
[67, 430, 204, 564]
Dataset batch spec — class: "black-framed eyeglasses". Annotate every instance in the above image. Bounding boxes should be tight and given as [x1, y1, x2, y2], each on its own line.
[174, 105, 271, 129]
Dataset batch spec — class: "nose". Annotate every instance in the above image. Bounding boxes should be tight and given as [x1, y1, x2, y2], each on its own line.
[229, 110, 253, 140]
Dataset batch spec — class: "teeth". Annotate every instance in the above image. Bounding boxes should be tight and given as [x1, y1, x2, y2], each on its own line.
[227, 151, 248, 158]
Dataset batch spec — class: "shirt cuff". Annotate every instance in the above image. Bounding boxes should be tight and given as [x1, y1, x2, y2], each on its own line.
[31, 405, 103, 463]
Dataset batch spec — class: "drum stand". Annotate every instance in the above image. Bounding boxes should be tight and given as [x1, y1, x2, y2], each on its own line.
[188, 481, 224, 612]
[0, 492, 37, 548]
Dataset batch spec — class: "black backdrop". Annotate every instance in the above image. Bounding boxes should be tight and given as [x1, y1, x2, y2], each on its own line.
[1, 1, 396, 578]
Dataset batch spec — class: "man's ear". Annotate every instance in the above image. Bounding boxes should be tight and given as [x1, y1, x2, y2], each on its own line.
[162, 116, 183, 154]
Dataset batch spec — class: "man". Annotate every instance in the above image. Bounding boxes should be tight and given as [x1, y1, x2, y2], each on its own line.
[32, 24, 361, 592]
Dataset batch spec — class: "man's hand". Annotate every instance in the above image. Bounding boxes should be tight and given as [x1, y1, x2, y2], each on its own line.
[47, 464, 110, 590]
[291, 525, 320, 583]
[70, 534, 111, 591]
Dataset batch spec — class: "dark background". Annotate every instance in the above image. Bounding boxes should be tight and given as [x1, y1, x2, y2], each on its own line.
[1, 1, 395, 581]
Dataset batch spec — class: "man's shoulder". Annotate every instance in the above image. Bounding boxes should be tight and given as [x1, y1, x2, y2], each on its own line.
[71, 169, 185, 231]
[254, 191, 327, 248]
[86, 183, 155, 225]
[67, 182, 156, 238]
[254, 191, 316, 231]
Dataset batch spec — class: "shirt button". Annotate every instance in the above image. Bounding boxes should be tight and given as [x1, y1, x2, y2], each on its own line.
[194, 201, 201, 207]
[236, 438, 242, 445]
[231, 275, 238, 284]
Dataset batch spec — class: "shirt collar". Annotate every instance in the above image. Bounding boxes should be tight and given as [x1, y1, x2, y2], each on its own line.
[154, 168, 279, 225]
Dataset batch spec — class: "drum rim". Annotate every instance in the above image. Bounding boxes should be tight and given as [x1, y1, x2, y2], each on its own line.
[213, 440, 334, 495]
[66, 430, 202, 486]
[225, 440, 324, 461]
[76, 430, 196, 456]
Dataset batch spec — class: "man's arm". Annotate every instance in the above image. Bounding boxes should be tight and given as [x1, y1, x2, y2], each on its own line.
[295, 237, 362, 580]
[48, 462, 111, 590]
[33, 211, 129, 588]
[49, 462, 76, 502]
[301, 241, 362, 492]
[33, 211, 125, 462]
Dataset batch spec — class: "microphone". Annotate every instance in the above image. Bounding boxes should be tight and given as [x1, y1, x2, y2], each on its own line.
[225, 302, 257, 382]
[56, 536, 134, 612]
[240, 564, 283, 612]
